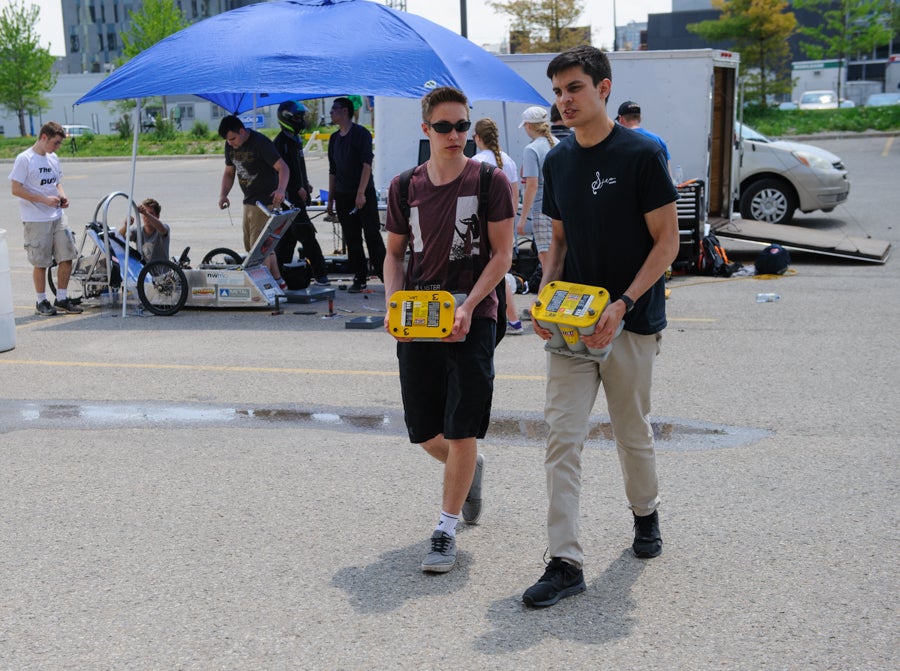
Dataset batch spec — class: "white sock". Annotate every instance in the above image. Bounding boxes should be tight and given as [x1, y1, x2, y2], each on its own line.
[57, 289, 68, 300]
[435, 511, 459, 537]
[36, 292, 47, 302]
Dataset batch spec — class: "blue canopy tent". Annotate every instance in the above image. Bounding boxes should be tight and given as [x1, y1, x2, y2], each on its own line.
[76, 0, 548, 111]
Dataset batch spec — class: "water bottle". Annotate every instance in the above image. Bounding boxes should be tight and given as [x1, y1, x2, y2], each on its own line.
[755, 293, 780, 303]
[674, 165, 684, 185]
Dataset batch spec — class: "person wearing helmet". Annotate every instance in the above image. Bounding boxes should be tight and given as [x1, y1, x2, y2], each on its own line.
[273, 100, 330, 285]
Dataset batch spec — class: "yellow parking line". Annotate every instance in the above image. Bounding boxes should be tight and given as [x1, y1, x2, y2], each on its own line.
[883, 136, 894, 158]
[0, 358, 545, 381]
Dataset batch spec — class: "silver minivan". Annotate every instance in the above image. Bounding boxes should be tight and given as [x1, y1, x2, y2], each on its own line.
[737, 123, 850, 225]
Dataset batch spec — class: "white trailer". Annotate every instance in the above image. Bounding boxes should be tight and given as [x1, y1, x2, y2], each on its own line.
[374, 49, 739, 229]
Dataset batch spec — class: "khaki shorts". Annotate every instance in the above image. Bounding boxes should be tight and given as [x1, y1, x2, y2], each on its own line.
[242, 204, 269, 252]
[23, 217, 78, 268]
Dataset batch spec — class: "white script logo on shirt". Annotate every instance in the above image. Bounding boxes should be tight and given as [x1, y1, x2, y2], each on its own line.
[592, 171, 616, 195]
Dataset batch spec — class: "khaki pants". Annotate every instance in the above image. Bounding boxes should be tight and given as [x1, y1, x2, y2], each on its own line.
[242, 204, 270, 252]
[543, 329, 662, 568]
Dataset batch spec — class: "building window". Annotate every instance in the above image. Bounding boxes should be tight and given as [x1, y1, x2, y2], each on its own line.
[107, 32, 117, 51]
[114, 3, 118, 22]
[211, 105, 225, 119]
[98, 32, 104, 51]
[70, 34, 80, 53]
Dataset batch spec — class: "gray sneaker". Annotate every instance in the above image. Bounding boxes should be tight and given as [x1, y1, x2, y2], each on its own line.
[35, 299, 57, 316]
[462, 453, 484, 524]
[421, 531, 457, 573]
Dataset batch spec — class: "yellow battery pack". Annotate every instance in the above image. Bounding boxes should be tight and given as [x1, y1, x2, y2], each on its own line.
[387, 290, 457, 340]
[532, 281, 621, 360]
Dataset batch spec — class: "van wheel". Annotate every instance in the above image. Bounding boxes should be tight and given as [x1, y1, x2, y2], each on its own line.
[740, 179, 797, 225]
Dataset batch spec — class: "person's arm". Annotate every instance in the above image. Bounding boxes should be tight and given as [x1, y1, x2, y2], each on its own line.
[271, 158, 289, 207]
[327, 174, 336, 216]
[219, 165, 236, 209]
[583, 201, 680, 350]
[355, 162, 372, 211]
[56, 183, 69, 209]
[11, 180, 63, 208]
[517, 177, 538, 235]
[138, 206, 169, 237]
[383, 230, 410, 338]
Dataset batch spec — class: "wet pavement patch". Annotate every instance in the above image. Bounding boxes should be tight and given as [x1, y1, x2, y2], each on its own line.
[0, 401, 771, 451]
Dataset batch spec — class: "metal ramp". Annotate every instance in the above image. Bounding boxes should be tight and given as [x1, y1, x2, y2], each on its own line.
[713, 218, 891, 264]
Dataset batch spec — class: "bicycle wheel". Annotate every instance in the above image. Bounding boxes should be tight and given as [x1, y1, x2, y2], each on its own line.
[201, 247, 243, 265]
[136, 259, 188, 316]
[47, 262, 85, 302]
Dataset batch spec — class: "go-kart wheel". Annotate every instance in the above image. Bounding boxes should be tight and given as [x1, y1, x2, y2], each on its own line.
[47, 262, 84, 302]
[137, 259, 188, 316]
[201, 247, 243, 265]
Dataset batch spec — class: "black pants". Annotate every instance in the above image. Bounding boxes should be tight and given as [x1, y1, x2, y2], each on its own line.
[275, 214, 328, 278]
[334, 188, 385, 284]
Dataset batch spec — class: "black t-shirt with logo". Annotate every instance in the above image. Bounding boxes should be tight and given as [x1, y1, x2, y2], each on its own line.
[542, 125, 677, 335]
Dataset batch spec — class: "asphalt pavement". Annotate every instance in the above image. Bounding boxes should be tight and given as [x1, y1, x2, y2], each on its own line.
[0, 136, 898, 670]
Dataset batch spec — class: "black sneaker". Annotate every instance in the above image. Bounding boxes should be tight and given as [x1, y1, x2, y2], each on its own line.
[522, 557, 586, 608]
[347, 281, 367, 293]
[632, 510, 663, 558]
[35, 299, 57, 316]
[53, 298, 84, 314]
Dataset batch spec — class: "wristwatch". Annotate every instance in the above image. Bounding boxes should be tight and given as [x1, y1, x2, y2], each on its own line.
[618, 295, 635, 313]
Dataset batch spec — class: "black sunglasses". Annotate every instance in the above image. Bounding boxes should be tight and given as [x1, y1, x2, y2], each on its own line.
[427, 120, 472, 134]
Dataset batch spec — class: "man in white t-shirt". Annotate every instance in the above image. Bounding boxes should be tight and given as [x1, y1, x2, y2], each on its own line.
[8, 121, 82, 315]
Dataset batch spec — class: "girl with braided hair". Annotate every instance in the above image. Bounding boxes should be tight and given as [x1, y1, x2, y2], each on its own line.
[471, 118, 524, 334]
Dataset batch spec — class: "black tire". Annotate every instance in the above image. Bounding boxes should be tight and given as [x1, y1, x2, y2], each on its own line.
[137, 259, 188, 316]
[740, 178, 797, 225]
[201, 247, 243, 265]
[47, 262, 84, 301]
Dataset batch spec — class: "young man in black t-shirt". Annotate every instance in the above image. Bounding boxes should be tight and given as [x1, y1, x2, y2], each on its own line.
[522, 46, 680, 608]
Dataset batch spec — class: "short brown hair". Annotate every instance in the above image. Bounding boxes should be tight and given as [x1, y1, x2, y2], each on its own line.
[421, 86, 468, 123]
[141, 198, 161, 216]
[40, 121, 66, 140]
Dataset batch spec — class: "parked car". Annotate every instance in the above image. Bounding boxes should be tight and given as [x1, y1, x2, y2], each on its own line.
[797, 90, 855, 110]
[62, 124, 95, 137]
[864, 92, 900, 107]
[737, 123, 850, 225]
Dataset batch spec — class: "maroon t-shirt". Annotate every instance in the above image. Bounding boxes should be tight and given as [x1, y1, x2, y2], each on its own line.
[386, 159, 514, 320]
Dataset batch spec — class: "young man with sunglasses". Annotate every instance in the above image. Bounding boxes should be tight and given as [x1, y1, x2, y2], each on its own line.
[522, 46, 679, 608]
[383, 86, 514, 573]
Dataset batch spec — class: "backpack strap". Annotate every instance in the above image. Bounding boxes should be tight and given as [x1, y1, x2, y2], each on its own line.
[398, 166, 416, 223]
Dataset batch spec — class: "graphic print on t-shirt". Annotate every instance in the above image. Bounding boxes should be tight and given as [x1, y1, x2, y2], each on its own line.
[448, 194, 481, 291]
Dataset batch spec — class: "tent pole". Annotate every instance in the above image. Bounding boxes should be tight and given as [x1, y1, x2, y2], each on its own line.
[121, 98, 141, 318]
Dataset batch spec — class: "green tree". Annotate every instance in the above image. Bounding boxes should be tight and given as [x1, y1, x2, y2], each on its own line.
[488, 0, 589, 53]
[688, 0, 797, 108]
[0, 1, 57, 137]
[120, 0, 189, 118]
[794, 0, 894, 100]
